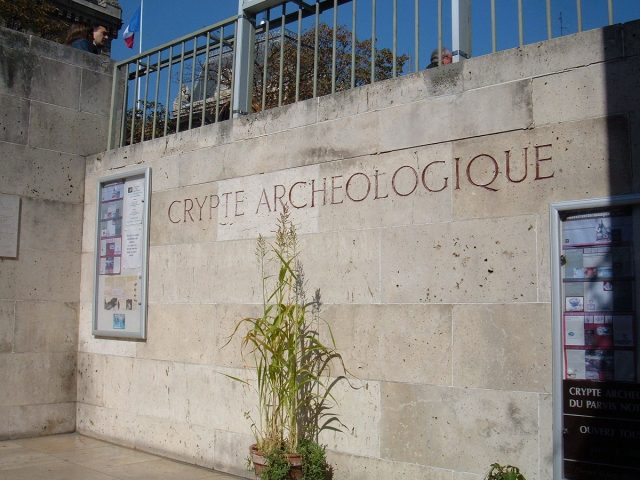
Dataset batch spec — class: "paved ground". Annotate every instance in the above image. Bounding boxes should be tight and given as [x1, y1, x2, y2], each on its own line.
[0, 433, 244, 480]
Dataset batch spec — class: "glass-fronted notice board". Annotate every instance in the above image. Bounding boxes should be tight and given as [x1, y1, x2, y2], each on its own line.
[93, 167, 151, 339]
[557, 202, 640, 480]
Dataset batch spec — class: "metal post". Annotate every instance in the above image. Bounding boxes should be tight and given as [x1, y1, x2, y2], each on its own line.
[107, 63, 119, 150]
[233, 0, 255, 117]
[451, 0, 471, 62]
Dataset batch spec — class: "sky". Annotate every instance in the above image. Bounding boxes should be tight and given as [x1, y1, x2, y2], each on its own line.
[112, 1, 640, 66]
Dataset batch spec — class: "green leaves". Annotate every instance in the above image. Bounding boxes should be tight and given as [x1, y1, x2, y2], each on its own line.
[484, 463, 527, 480]
[225, 207, 351, 458]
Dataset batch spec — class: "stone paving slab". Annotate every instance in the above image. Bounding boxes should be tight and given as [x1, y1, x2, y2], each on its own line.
[0, 433, 242, 480]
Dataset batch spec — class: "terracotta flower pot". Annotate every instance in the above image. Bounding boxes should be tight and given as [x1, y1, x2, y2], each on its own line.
[250, 444, 303, 479]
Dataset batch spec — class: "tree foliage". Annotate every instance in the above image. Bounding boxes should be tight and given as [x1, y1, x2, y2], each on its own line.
[252, 23, 409, 111]
[0, 0, 67, 42]
[123, 22, 409, 145]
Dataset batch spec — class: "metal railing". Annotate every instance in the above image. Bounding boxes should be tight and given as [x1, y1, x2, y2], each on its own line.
[108, 0, 636, 149]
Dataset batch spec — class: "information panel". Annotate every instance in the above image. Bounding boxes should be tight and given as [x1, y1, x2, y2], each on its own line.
[93, 167, 151, 339]
[559, 206, 640, 479]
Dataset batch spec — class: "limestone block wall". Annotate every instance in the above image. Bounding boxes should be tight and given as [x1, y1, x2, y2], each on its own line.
[77, 21, 640, 480]
[0, 27, 111, 438]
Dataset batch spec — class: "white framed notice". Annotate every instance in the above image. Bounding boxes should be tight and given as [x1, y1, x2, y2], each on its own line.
[93, 167, 151, 339]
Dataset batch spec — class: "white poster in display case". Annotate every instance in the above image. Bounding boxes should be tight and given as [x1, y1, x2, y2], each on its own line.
[93, 167, 151, 339]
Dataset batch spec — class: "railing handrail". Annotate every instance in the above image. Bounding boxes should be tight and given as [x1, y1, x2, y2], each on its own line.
[109, 0, 638, 150]
[114, 14, 238, 68]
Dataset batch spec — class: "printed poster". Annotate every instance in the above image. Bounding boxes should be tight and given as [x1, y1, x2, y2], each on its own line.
[566, 350, 586, 380]
[100, 199, 123, 220]
[122, 224, 142, 270]
[563, 214, 631, 246]
[124, 179, 145, 225]
[101, 182, 124, 202]
[103, 275, 138, 312]
[565, 316, 585, 345]
[100, 238, 122, 257]
[99, 256, 121, 275]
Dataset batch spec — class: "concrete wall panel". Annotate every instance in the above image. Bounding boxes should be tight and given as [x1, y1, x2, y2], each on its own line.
[0, 144, 85, 203]
[30, 57, 81, 110]
[13, 301, 77, 353]
[328, 451, 455, 480]
[380, 383, 539, 477]
[451, 116, 632, 220]
[0, 94, 29, 144]
[0, 301, 14, 353]
[452, 303, 551, 392]
[381, 216, 538, 304]
[0, 27, 112, 439]
[0, 352, 75, 406]
[79, 69, 113, 116]
[0, 403, 75, 439]
[326, 304, 453, 385]
[28, 102, 107, 155]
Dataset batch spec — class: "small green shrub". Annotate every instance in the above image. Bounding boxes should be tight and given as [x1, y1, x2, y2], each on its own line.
[299, 439, 332, 480]
[262, 446, 291, 480]
[484, 463, 527, 480]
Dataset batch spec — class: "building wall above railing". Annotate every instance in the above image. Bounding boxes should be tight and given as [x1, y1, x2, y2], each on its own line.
[108, 0, 640, 150]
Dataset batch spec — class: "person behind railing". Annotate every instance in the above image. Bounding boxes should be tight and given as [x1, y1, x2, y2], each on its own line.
[426, 47, 453, 69]
[65, 22, 109, 54]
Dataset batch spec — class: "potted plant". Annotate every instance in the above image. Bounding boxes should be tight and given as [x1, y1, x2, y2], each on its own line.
[225, 207, 349, 479]
[484, 463, 527, 480]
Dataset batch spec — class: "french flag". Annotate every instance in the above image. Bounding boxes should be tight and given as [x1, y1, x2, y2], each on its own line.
[123, 5, 141, 49]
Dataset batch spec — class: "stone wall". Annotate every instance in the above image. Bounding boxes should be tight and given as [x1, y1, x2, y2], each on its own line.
[0, 27, 111, 438]
[76, 21, 640, 480]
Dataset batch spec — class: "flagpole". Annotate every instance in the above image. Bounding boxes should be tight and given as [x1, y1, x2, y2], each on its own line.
[136, 0, 144, 105]
[139, 0, 143, 55]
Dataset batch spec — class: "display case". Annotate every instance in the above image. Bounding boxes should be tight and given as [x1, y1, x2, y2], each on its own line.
[561, 211, 636, 383]
[552, 197, 640, 480]
[92, 167, 151, 339]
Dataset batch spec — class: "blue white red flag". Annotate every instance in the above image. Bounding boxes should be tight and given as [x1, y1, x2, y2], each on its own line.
[123, 5, 141, 49]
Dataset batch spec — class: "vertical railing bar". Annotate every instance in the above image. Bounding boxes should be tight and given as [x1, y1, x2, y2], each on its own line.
[313, 0, 319, 97]
[141, 54, 151, 142]
[107, 63, 118, 149]
[517, 0, 524, 47]
[163, 45, 173, 138]
[176, 42, 185, 133]
[546, 0, 552, 39]
[392, 0, 397, 77]
[201, 30, 211, 127]
[331, 0, 337, 94]
[130, 58, 140, 146]
[491, 0, 497, 52]
[118, 64, 129, 147]
[262, 14, 270, 110]
[296, 6, 302, 102]
[215, 26, 224, 122]
[351, 0, 356, 88]
[229, 24, 238, 117]
[414, 0, 419, 72]
[371, 0, 376, 83]
[437, 0, 442, 65]
[608, 0, 614, 25]
[576, 0, 582, 32]
[188, 36, 198, 130]
[278, 4, 285, 107]
[152, 52, 161, 139]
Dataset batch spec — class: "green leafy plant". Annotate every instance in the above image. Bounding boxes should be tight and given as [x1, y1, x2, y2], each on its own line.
[484, 463, 527, 480]
[299, 439, 332, 480]
[225, 206, 350, 478]
[262, 447, 292, 480]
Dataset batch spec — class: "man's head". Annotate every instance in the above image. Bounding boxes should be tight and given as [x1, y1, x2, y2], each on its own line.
[92, 25, 109, 47]
[430, 47, 453, 66]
